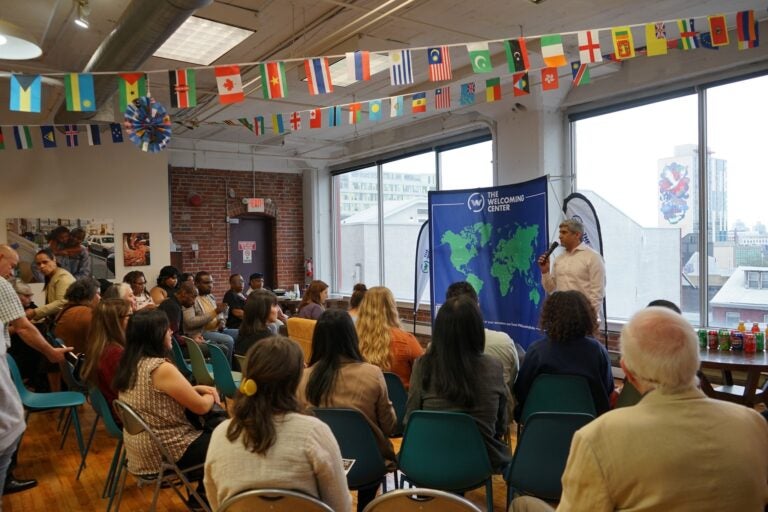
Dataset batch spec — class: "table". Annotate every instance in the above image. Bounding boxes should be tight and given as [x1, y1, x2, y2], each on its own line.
[698, 348, 768, 406]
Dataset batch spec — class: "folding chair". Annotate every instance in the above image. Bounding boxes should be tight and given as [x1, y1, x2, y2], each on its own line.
[84, 386, 124, 510]
[383, 372, 407, 437]
[363, 488, 483, 512]
[184, 336, 215, 386]
[218, 488, 334, 512]
[208, 343, 242, 399]
[111, 400, 210, 512]
[518, 374, 596, 434]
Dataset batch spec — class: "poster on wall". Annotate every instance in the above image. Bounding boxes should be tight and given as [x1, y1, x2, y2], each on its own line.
[123, 232, 151, 267]
[428, 177, 549, 349]
[5, 217, 115, 282]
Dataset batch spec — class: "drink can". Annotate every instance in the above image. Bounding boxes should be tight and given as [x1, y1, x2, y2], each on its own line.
[744, 333, 756, 353]
[697, 329, 708, 349]
[718, 329, 731, 351]
[730, 330, 744, 351]
[707, 330, 719, 350]
[756, 332, 765, 351]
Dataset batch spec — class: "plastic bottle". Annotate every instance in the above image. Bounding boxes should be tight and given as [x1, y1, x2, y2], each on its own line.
[737, 321, 746, 333]
[752, 322, 760, 334]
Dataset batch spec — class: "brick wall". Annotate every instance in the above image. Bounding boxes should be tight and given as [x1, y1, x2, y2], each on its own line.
[169, 167, 305, 298]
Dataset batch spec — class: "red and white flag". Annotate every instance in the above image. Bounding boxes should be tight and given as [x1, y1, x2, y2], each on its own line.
[215, 66, 244, 104]
[309, 108, 322, 129]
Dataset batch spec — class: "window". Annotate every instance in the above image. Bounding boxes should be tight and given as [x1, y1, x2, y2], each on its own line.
[332, 138, 492, 300]
[572, 73, 768, 328]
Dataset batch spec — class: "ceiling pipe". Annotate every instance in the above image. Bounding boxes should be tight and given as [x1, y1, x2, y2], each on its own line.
[53, 0, 212, 125]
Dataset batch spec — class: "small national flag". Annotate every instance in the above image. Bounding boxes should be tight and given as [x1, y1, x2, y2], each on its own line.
[87, 125, 101, 146]
[41, 126, 57, 148]
[700, 33, 721, 50]
[460, 82, 476, 106]
[305, 57, 333, 95]
[571, 61, 590, 86]
[9, 75, 42, 113]
[169, 69, 197, 108]
[540, 34, 567, 67]
[64, 73, 96, 112]
[346, 51, 371, 82]
[427, 46, 452, 81]
[117, 73, 146, 112]
[13, 126, 32, 150]
[467, 42, 493, 73]
[611, 27, 635, 59]
[216, 66, 245, 104]
[434, 88, 451, 109]
[504, 38, 530, 72]
[254, 116, 265, 135]
[369, 100, 382, 121]
[411, 92, 427, 114]
[645, 22, 668, 56]
[389, 50, 414, 85]
[485, 78, 501, 102]
[512, 72, 529, 97]
[390, 96, 404, 117]
[541, 68, 559, 91]
[236, 118, 254, 131]
[110, 123, 124, 143]
[348, 103, 362, 124]
[328, 106, 343, 127]
[577, 30, 602, 64]
[289, 112, 301, 131]
[737, 10, 759, 50]
[64, 125, 79, 147]
[309, 109, 322, 129]
[677, 19, 699, 50]
[0, 127, 4, 150]
[272, 114, 285, 134]
[708, 15, 729, 47]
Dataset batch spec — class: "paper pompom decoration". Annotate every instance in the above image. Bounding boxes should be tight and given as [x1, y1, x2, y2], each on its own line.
[123, 96, 172, 152]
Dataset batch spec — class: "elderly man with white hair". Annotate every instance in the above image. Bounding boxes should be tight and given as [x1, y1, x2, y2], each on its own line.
[511, 306, 768, 512]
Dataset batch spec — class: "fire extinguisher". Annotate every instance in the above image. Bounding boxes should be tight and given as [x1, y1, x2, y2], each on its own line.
[305, 257, 313, 278]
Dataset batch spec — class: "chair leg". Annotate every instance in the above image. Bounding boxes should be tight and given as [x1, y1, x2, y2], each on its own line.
[59, 408, 73, 449]
[70, 406, 86, 460]
[149, 473, 165, 512]
[111, 456, 130, 512]
[77, 413, 101, 479]
[103, 440, 123, 499]
[485, 478, 493, 512]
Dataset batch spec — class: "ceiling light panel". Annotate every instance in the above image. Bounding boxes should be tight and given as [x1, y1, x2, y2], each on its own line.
[153, 16, 253, 65]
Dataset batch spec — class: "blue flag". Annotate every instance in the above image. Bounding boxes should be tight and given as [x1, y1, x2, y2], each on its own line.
[328, 106, 343, 127]
[40, 126, 57, 148]
[110, 123, 124, 143]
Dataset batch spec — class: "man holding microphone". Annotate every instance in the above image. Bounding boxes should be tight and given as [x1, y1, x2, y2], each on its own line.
[538, 219, 606, 322]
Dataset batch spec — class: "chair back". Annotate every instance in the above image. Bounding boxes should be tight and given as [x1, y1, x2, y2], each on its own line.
[169, 337, 192, 378]
[234, 354, 247, 374]
[6, 355, 32, 402]
[312, 408, 387, 490]
[88, 386, 122, 438]
[519, 374, 597, 426]
[505, 412, 593, 501]
[184, 336, 214, 386]
[218, 488, 334, 512]
[113, 399, 176, 465]
[208, 343, 241, 398]
[383, 372, 407, 436]
[362, 488, 483, 512]
[615, 379, 642, 408]
[398, 410, 492, 492]
[285, 317, 317, 363]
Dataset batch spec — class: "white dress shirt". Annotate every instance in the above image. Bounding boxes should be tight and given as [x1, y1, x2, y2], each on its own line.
[541, 242, 605, 314]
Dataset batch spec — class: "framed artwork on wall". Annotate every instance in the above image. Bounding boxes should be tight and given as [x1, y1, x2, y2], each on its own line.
[123, 232, 150, 267]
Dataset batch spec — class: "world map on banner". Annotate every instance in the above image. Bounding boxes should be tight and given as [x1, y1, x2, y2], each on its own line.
[429, 177, 548, 349]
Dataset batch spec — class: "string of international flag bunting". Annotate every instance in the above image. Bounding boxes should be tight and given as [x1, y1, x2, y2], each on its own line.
[0, 9, 761, 152]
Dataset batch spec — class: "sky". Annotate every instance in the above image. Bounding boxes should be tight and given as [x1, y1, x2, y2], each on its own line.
[575, 73, 768, 230]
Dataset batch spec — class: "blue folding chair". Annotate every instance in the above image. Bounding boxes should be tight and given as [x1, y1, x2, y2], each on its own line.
[208, 344, 242, 399]
[85, 386, 124, 510]
[383, 372, 407, 437]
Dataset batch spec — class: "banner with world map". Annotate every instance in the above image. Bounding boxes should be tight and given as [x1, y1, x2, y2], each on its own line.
[429, 176, 549, 349]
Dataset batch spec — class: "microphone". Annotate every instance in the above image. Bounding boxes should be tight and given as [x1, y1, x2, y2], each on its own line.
[542, 241, 559, 260]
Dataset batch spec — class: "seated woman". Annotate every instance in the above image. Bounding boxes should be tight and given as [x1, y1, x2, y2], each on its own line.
[234, 290, 279, 356]
[103, 282, 138, 312]
[298, 309, 397, 511]
[406, 295, 511, 472]
[513, 290, 615, 420]
[356, 286, 423, 389]
[296, 280, 328, 320]
[347, 283, 367, 322]
[114, 308, 220, 506]
[81, 298, 131, 420]
[150, 265, 179, 305]
[204, 336, 351, 512]
[54, 277, 101, 354]
[124, 270, 154, 310]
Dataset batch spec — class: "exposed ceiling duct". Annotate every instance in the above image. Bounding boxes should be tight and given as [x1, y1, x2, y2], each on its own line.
[53, 0, 213, 125]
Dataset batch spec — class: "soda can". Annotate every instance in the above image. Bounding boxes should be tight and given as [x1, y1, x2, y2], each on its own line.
[730, 330, 744, 351]
[744, 333, 756, 353]
[756, 332, 765, 351]
[697, 329, 708, 349]
[718, 329, 731, 351]
[707, 330, 719, 350]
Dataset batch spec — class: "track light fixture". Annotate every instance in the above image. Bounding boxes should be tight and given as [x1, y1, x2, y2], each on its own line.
[74, 0, 90, 29]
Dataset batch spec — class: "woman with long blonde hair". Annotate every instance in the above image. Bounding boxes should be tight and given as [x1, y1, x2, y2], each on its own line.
[356, 286, 423, 389]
